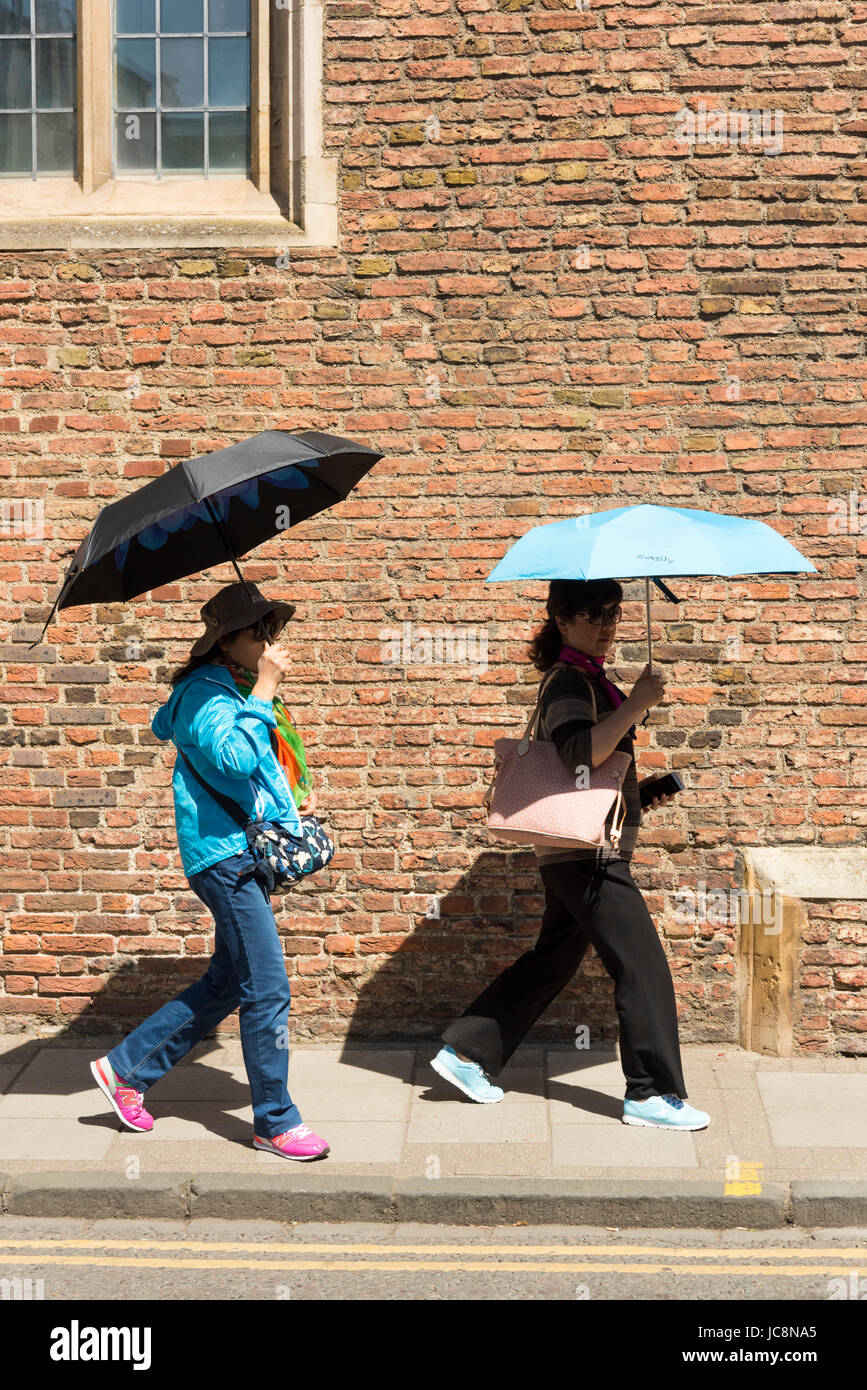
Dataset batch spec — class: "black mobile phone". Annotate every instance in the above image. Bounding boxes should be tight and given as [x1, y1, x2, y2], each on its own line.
[639, 771, 684, 809]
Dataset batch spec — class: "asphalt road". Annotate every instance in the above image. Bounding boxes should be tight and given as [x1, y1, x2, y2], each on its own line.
[1, 1217, 865, 1303]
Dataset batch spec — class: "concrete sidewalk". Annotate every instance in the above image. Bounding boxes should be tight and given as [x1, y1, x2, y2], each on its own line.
[1, 1036, 866, 1227]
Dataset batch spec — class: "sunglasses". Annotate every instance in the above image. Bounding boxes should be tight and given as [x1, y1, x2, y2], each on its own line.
[247, 616, 283, 641]
[575, 604, 622, 627]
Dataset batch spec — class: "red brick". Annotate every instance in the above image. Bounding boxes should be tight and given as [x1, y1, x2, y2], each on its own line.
[0, 8, 863, 1052]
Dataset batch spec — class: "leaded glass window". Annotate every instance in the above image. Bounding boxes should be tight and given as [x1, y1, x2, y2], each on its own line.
[113, 0, 250, 177]
[0, 0, 77, 178]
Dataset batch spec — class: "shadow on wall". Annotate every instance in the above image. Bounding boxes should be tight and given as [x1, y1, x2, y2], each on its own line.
[341, 848, 619, 1050]
[0, 850, 622, 1087]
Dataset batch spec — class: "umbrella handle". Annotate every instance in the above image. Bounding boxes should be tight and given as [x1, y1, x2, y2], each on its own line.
[644, 576, 653, 674]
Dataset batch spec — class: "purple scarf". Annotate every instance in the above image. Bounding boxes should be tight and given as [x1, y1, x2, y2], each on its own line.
[557, 645, 637, 739]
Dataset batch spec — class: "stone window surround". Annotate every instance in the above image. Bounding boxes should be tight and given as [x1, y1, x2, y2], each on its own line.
[0, 0, 337, 250]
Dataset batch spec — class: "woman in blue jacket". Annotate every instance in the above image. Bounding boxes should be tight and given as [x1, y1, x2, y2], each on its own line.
[89, 581, 330, 1161]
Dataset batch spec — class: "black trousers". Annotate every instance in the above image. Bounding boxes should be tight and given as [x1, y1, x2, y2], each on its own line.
[441, 856, 687, 1101]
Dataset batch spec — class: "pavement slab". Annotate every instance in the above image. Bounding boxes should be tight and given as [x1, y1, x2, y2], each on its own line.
[0, 1038, 865, 1225]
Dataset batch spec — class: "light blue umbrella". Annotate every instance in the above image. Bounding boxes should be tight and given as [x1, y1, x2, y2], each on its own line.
[485, 503, 817, 670]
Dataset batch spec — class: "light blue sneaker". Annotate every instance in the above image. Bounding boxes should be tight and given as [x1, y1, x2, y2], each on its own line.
[430, 1045, 504, 1103]
[622, 1093, 710, 1130]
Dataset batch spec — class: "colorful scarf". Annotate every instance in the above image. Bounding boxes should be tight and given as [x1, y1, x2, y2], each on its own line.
[224, 658, 313, 807]
[557, 645, 637, 740]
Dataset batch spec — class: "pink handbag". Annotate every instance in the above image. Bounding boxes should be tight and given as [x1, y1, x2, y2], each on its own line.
[483, 662, 632, 852]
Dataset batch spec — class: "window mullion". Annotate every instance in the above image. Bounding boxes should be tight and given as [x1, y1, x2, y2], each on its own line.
[30, 5, 37, 180]
[79, 0, 112, 194]
[203, 7, 209, 180]
[251, 0, 269, 193]
[155, 0, 162, 180]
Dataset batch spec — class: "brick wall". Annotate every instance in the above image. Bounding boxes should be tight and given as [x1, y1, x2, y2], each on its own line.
[1, 1, 865, 1052]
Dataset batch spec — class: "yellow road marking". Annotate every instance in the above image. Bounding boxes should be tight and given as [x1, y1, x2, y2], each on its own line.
[0, 1254, 864, 1275]
[0, 1238, 865, 1258]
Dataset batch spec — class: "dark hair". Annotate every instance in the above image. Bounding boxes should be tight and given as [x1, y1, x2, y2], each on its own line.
[169, 638, 233, 689]
[527, 578, 624, 672]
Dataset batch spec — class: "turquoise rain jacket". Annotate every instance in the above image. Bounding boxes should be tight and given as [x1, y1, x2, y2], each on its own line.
[151, 663, 303, 878]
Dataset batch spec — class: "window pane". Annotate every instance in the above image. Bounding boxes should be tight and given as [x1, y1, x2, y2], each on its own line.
[116, 37, 155, 106]
[35, 36, 74, 107]
[0, 112, 31, 172]
[35, 0, 74, 31]
[115, 0, 155, 33]
[112, 0, 250, 177]
[115, 110, 155, 169]
[208, 37, 248, 107]
[0, 0, 76, 176]
[209, 109, 247, 172]
[162, 0, 202, 33]
[0, 40, 31, 108]
[160, 38, 203, 107]
[36, 109, 74, 170]
[162, 111, 203, 170]
[208, 0, 248, 30]
[0, 1, 31, 36]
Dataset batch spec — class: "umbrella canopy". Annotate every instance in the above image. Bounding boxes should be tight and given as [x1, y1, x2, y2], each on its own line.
[30, 429, 382, 646]
[485, 503, 818, 668]
[486, 504, 817, 583]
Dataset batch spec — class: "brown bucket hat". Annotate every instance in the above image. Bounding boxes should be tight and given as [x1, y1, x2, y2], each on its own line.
[189, 581, 296, 659]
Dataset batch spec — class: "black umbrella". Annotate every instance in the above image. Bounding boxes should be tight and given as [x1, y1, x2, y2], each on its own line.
[29, 429, 383, 648]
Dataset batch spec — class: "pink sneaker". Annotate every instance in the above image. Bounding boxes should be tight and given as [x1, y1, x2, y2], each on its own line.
[253, 1124, 330, 1161]
[90, 1056, 154, 1132]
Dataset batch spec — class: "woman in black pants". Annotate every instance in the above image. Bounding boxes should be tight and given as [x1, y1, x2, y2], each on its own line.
[431, 578, 710, 1131]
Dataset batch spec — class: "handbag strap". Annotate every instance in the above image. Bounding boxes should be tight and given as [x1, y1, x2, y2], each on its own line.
[168, 682, 256, 830]
[177, 747, 252, 830]
[517, 661, 598, 755]
[482, 662, 600, 809]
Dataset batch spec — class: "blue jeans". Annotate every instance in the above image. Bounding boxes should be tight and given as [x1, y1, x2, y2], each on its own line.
[107, 845, 302, 1139]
